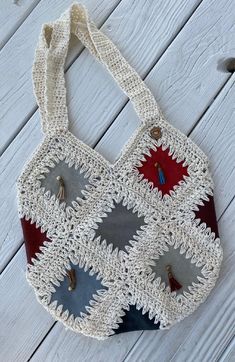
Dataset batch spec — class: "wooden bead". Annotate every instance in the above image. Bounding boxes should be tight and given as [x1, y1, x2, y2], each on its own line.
[66, 269, 76, 291]
[150, 126, 162, 140]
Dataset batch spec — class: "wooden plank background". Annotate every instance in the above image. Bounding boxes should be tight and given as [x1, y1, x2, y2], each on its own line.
[0, 0, 234, 361]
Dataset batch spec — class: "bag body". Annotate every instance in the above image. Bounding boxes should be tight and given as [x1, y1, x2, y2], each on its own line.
[16, 3, 223, 339]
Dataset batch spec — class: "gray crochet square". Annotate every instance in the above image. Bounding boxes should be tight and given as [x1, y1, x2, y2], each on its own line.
[95, 202, 146, 251]
[39, 160, 89, 206]
[150, 245, 203, 293]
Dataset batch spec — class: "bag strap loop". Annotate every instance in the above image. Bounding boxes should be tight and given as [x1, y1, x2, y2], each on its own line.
[32, 3, 161, 135]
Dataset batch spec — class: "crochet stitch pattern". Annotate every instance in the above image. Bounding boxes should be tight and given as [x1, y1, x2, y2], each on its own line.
[16, 3, 223, 339]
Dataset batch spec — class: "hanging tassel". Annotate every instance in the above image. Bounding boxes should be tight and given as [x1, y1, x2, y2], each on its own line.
[56, 176, 65, 200]
[166, 265, 182, 292]
[66, 269, 76, 291]
[154, 162, 166, 185]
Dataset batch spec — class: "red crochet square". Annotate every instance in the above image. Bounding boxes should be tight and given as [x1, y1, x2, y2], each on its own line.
[137, 147, 188, 196]
[21, 217, 51, 264]
[194, 195, 219, 238]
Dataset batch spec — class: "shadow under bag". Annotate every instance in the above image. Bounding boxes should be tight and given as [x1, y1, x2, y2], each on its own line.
[16, 3, 223, 339]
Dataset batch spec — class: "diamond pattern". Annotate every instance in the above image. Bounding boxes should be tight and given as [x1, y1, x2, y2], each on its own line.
[137, 146, 188, 195]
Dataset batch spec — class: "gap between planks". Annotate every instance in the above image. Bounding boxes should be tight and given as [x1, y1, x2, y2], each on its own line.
[0, 0, 204, 157]
[0, 0, 123, 156]
[0, 0, 234, 360]
[0, 0, 41, 50]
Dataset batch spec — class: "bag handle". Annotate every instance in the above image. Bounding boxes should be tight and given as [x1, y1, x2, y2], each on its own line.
[32, 3, 161, 135]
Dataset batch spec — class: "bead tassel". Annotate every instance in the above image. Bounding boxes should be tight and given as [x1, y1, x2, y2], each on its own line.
[166, 265, 182, 292]
[56, 175, 65, 200]
[154, 162, 166, 185]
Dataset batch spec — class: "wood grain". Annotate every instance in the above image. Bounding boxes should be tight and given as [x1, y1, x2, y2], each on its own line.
[0, 0, 234, 360]
[0, 245, 54, 362]
[220, 338, 235, 362]
[0, 0, 120, 154]
[0, 0, 40, 49]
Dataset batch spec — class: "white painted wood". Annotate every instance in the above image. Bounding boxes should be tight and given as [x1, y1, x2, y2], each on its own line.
[0, 0, 120, 154]
[190, 76, 235, 218]
[0, 245, 54, 362]
[0, 0, 203, 154]
[220, 338, 235, 362]
[30, 323, 142, 362]
[0, 113, 42, 271]
[2, 0, 234, 156]
[144, 0, 235, 135]
[1, 0, 235, 360]
[0, 0, 40, 49]
[0, 0, 201, 268]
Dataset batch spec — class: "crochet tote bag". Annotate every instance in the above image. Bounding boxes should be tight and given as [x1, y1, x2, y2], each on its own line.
[16, 3, 223, 339]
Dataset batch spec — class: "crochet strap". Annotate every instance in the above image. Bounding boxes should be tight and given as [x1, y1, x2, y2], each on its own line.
[32, 3, 161, 135]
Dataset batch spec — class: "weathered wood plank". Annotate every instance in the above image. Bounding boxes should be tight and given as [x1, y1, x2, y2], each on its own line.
[144, 0, 235, 135]
[190, 75, 235, 217]
[1, 0, 234, 360]
[0, 0, 201, 268]
[2, 0, 233, 157]
[0, 0, 120, 154]
[0, 246, 54, 362]
[0, 0, 40, 49]
[220, 338, 235, 362]
[30, 320, 141, 362]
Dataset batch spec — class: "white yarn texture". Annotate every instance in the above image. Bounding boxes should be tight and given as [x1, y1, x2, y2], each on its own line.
[16, 3, 223, 339]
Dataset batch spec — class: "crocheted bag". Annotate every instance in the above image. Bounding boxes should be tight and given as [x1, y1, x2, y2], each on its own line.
[16, 3, 223, 339]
